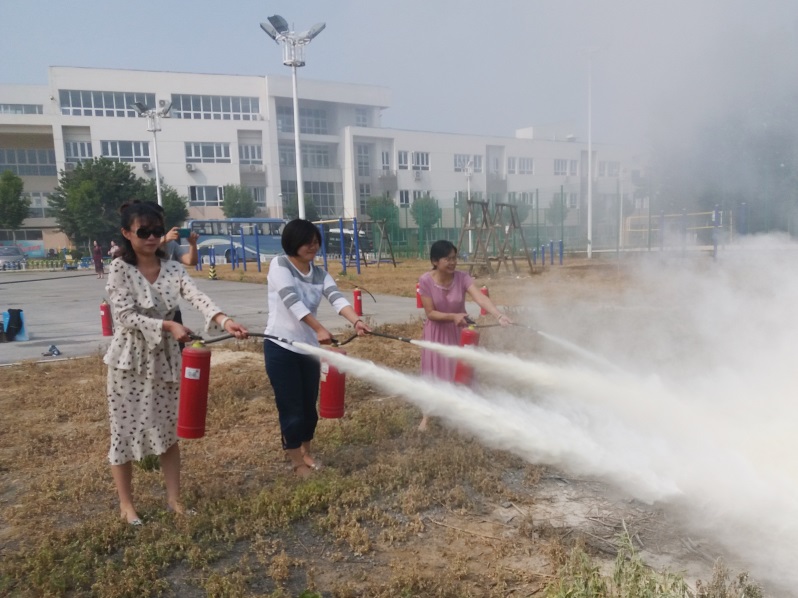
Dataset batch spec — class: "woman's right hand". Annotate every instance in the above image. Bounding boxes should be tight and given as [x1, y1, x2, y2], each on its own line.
[453, 313, 471, 327]
[163, 320, 192, 343]
[316, 327, 334, 345]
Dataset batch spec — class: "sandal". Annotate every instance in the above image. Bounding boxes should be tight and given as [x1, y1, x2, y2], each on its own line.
[303, 455, 323, 471]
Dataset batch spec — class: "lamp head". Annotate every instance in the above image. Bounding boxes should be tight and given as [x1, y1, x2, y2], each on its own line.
[259, 21, 280, 42]
[299, 22, 326, 42]
[131, 102, 149, 116]
[267, 14, 290, 34]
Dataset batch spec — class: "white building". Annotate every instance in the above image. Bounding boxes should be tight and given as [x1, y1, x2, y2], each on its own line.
[0, 66, 639, 253]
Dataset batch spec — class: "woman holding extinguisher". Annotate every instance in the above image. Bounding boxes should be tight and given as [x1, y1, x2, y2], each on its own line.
[417, 239, 511, 431]
[104, 201, 248, 525]
[264, 219, 370, 478]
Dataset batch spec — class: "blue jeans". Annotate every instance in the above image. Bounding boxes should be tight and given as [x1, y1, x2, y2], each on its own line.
[263, 340, 321, 450]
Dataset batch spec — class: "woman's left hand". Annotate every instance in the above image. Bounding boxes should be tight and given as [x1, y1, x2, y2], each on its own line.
[224, 319, 249, 339]
[353, 319, 371, 336]
[497, 314, 513, 327]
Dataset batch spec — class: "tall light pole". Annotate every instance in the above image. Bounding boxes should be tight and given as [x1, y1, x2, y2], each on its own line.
[586, 49, 597, 259]
[465, 159, 473, 253]
[260, 15, 326, 220]
[131, 101, 171, 206]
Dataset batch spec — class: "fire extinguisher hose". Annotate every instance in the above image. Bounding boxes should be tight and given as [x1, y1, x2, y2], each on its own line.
[188, 331, 358, 347]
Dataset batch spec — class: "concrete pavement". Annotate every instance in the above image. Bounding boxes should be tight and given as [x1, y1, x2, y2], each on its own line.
[0, 269, 420, 366]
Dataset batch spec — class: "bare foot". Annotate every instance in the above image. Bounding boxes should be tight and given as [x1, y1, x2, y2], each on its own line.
[302, 454, 322, 470]
[166, 502, 196, 516]
[120, 508, 142, 525]
[292, 463, 313, 479]
[418, 416, 429, 432]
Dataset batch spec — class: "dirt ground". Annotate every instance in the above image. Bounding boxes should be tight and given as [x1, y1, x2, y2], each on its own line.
[0, 256, 766, 596]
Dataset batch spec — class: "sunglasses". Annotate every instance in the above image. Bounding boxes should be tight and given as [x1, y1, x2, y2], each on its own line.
[134, 227, 165, 239]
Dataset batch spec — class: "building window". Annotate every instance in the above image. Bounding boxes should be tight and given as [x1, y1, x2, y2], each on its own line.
[185, 142, 231, 164]
[381, 151, 390, 171]
[454, 154, 470, 172]
[355, 108, 368, 127]
[570, 160, 579, 176]
[189, 185, 224, 207]
[569, 193, 578, 209]
[0, 104, 43, 115]
[507, 157, 516, 175]
[239, 144, 263, 165]
[0, 148, 57, 176]
[305, 180, 339, 216]
[554, 159, 568, 175]
[412, 190, 424, 201]
[598, 161, 606, 176]
[172, 94, 260, 121]
[0, 228, 42, 241]
[399, 190, 410, 207]
[607, 161, 620, 177]
[359, 183, 371, 214]
[247, 186, 266, 207]
[278, 143, 295, 166]
[411, 151, 430, 171]
[64, 141, 93, 163]
[59, 90, 155, 117]
[472, 155, 483, 173]
[25, 192, 52, 218]
[299, 107, 328, 134]
[276, 105, 294, 133]
[302, 144, 330, 168]
[356, 144, 370, 177]
[398, 151, 408, 170]
[101, 140, 150, 163]
[518, 158, 534, 175]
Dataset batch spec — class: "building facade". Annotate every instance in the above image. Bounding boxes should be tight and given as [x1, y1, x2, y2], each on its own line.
[0, 66, 640, 253]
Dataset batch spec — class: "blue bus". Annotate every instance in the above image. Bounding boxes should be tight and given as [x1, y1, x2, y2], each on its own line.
[186, 218, 287, 262]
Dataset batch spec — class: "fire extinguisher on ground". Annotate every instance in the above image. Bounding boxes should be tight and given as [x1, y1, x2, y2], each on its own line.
[416, 282, 423, 308]
[453, 325, 480, 386]
[319, 349, 346, 418]
[177, 342, 212, 439]
[353, 288, 363, 317]
[100, 299, 113, 336]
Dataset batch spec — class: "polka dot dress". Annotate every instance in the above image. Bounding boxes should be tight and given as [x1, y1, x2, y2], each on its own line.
[104, 258, 223, 466]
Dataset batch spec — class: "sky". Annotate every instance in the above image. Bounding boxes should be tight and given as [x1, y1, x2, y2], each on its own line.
[2, 0, 797, 148]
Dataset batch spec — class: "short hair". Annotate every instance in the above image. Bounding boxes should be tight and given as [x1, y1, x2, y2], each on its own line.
[430, 239, 457, 263]
[281, 219, 322, 256]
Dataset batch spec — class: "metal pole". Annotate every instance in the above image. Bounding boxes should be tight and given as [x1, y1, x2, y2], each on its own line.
[587, 52, 593, 259]
[353, 217, 361, 274]
[148, 113, 163, 207]
[291, 62, 305, 220]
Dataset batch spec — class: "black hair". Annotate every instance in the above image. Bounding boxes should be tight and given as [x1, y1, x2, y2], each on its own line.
[118, 201, 166, 265]
[281, 219, 321, 256]
[429, 239, 457, 269]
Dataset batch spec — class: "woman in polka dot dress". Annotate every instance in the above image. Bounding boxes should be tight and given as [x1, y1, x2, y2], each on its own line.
[104, 202, 248, 525]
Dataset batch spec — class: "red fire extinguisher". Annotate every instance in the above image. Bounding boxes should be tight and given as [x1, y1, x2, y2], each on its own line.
[416, 282, 422, 308]
[353, 288, 363, 317]
[453, 326, 480, 386]
[319, 349, 346, 418]
[177, 342, 212, 439]
[100, 299, 113, 336]
[479, 285, 489, 315]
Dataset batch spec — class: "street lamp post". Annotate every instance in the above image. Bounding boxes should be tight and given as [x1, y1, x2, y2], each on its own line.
[465, 160, 473, 253]
[260, 15, 326, 221]
[586, 49, 596, 259]
[131, 101, 171, 206]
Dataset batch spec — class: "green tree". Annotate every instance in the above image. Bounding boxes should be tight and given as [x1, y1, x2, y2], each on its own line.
[410, 193, 441, 244]
[283, 194, 320, 222]
[366, 195, 399, 232]
[546, 195, 568, 226]
[141, 180, 189, 229]
[222, 185, 257, 218]
[0, 170, 29, 239]
[48, 158, 150, 248]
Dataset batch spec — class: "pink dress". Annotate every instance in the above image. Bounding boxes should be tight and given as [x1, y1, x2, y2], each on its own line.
[419, 270, 474, 382]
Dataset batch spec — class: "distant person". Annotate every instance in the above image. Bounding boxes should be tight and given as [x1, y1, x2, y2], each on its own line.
[108, 240, 121, 259]
[92, 240, 105, 279]
[104, 201, 247, 525]
[417, 239, 511, 431]
[263, 219, 370, 477]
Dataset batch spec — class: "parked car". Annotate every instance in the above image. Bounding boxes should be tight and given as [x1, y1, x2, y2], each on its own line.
[0, 246, 26, 270]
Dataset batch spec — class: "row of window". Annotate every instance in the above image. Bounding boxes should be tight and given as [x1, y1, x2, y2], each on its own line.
[59, 90, 155, 118]
[62, 141, 264, 166]
[280, 179, 339, 216]
[276, 105, 329, 135]
[278, 143, 332, 169]
[0, 104, 43, 114]
[171, 94, 260, 121]
[188, 186, 265, 207]
[0, 149, 57, 176]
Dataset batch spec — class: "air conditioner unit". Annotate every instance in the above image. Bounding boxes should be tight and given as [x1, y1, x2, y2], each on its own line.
[413, 170, 421, 181]
[249, 164, 264, 172]
[186, 163, 196, 172]
[142, 162, 152, 172]
[158, 99, 167, 107]
[65, 162, 76, 171]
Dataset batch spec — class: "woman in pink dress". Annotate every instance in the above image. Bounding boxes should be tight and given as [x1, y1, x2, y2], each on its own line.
[417, 240, 511, 430]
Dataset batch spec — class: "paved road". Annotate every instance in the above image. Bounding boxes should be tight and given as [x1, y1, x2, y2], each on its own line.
[0, 269, 420, 366]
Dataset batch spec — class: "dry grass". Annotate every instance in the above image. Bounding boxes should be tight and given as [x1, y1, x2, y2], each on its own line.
[0, 262, 766, 596]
